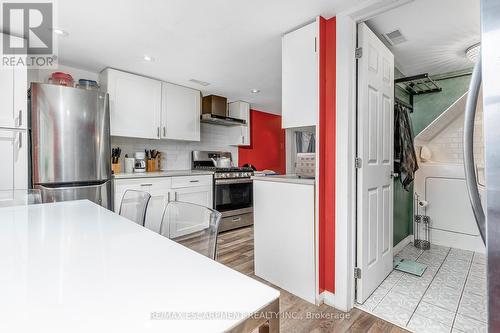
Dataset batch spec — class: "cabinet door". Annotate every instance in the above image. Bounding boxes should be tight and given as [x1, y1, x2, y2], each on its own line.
[228, 101, 251, 146]
[161, 82, 200, 141]
[171, 185, 213, 237]
[13, 64, 27, 129]
[0, 68, 15, 128]
[282, 19, 319, 128]
[103, 69, 161, 139]
[0, 130, 27, 190]
[144, 189, 169, 233]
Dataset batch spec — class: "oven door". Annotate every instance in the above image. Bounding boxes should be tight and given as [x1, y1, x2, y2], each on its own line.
[214, 178, 253, 212]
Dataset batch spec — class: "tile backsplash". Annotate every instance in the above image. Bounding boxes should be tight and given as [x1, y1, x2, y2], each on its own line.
[422, 104, 484, 165]
[111, 123, 238, 170]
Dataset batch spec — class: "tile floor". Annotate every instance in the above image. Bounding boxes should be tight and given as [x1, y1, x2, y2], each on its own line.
[357, 243, 487, 333]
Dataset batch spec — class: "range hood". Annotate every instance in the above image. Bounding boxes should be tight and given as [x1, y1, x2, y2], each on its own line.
[200, 113, 246, 126]
[201, 95, 246, 126]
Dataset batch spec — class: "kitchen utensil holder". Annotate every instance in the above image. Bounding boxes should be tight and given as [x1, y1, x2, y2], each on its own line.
[111, 163, 121, 174]
[146, 159, 157, 172]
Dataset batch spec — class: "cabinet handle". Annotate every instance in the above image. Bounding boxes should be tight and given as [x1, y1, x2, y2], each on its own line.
[18, 132, 22, 148]
[167, 192, 171, 202]
[157, 127, 160, 138]
[174, 192, 178, 201]
[232, 217, 242, 222]
[189, 180, 199, 183]
[140, 183, 153, 187]
[18, 110, 22, 127]
[163, 126, 166, 137]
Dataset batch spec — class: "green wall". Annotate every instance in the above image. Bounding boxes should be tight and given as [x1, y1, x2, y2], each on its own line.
[392, 71, 472, 246]
[411, 75, 472, 135]
[393, 69, 413, 245]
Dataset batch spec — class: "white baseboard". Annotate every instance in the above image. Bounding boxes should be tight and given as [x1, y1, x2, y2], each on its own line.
[319, 290, 338, 308]
[394, 234, 413, 255]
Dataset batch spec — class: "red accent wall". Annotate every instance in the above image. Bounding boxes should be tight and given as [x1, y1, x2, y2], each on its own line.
[238, 110, 286, 174]
[319, 17, 336, 293]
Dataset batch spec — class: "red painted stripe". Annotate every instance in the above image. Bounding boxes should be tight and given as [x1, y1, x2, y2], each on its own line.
[319, 17, 336, 293]
[238, 110, 286, 174]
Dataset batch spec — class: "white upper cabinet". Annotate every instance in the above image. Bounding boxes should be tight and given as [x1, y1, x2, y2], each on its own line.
[281, 19, 319, 128]
[100, 68, 162, 139]
[0, 34, 27, 129]
[228, 101, 251, 146]
[101, 68, 201, 141]
[0, 129, 27, 190]
[161, 82, 200, 141]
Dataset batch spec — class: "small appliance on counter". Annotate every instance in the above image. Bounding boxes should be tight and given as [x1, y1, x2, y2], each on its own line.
[124, 155, 135, 173]
[134, 152, 146, 173]
[295, 153, 316, 178]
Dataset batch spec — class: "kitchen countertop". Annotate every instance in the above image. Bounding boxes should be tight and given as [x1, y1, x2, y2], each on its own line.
[113, 169, 214, 179]
[0, 200, 279, 333]
[252, 174, 315, 185]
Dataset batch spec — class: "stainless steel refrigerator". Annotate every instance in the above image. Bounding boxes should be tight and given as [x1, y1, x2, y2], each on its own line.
[464, 0, 500, 330]
[29, 83, 112, 209]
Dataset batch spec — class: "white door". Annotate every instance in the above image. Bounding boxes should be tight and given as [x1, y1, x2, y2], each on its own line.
[171, 185, 212, 237]
[13, 64, 27, 129]
[281, 19, 319, 128]
[105, 69, 162, 139]
[356, 22, 394, 303]
[0, 129, 27, 190]
[0, 68, 15, 128]
[161, 82, 200, 141]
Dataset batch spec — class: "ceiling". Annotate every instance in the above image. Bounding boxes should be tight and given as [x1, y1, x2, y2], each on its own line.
[49, 0, 362, 115]
[367, 0, 480, 77]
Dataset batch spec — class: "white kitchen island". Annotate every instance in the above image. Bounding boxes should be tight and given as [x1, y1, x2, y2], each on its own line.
[252, 176, 316, 305]
[0, 200, 279, 333]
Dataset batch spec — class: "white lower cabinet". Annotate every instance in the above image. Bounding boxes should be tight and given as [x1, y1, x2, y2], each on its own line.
[170, 185, 213, 238]
[0, 129, 27, 190]
[253, 179, 316, 304]
[113, 175, 213, 235]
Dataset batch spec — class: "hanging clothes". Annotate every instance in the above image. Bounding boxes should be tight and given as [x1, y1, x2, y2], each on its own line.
[394, 103, 418, 190]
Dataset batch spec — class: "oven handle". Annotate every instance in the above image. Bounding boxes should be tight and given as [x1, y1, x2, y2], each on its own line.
[215, 178, 253, 185]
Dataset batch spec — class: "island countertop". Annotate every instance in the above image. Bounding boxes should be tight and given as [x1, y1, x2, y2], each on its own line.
[252, 174, 315, 185]
[0, 200, 279, 333]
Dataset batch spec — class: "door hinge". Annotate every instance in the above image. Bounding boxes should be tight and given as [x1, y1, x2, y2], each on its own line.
[354, 267, 361, 279]
[355, 157, 362, 169]
[355, 47, 363, 59]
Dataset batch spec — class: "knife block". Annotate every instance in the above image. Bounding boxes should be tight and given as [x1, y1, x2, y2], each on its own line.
[146, 159, 157, 172]
[111, 163, 121, 174]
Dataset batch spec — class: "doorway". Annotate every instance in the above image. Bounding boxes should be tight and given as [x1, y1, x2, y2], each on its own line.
[353, 1, 487, 332]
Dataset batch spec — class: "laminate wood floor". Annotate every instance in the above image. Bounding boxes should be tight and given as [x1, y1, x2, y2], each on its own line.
[216, 226, 408, 333]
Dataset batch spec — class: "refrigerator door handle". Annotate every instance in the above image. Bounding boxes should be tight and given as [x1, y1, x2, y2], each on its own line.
[463, 56, 486, 244]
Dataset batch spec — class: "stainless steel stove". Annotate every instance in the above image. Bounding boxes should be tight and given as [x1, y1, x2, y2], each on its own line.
[192, 151, 254, 232]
